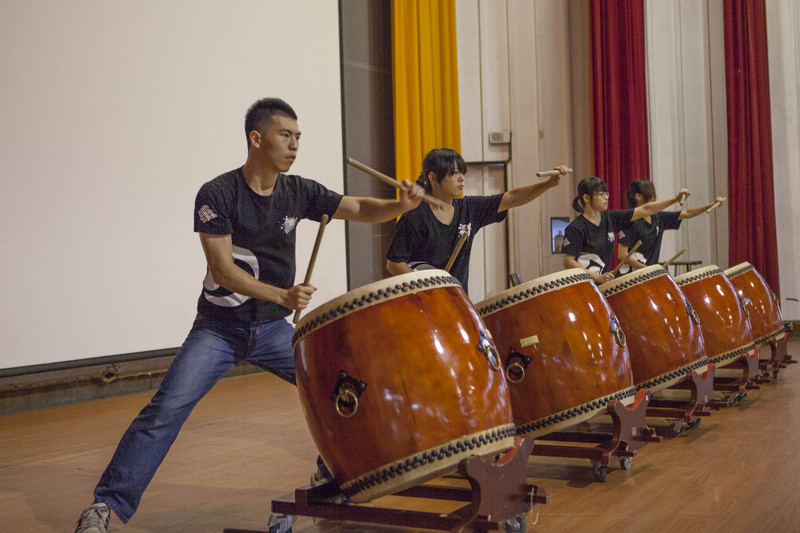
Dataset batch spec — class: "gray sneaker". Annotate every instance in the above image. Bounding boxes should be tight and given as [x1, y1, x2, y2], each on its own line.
[75, 503, 110, 533]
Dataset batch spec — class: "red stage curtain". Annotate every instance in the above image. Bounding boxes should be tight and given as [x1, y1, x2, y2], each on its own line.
[723, 0, 780, 297]
[590, 0, 651, 211]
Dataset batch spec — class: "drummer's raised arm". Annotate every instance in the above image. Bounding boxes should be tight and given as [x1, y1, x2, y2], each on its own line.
[497, 164, 569, 212]
[632, 188, 690, 221]
[678, 196, 727, 220]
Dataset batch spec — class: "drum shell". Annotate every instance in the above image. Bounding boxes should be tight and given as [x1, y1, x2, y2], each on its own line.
[293, 270, 514, 503]
[724, 262, 785, 346]
[674, 266, 755, 367]
[476, 269, 635, 437]
[600, 265, 708, 392]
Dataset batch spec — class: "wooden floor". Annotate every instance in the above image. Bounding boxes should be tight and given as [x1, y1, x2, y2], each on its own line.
[2, 342, 799, 532]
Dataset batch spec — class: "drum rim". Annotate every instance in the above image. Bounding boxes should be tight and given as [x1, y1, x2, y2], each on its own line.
[599, 264, 669, 296]
[674, 264, 723, 286]
[723, 261, 754, 279]
[339, 423, 516, 502]
[475, 268, 592, 317]
[516, 385, 637, 437]
[292, 269, 461, 345]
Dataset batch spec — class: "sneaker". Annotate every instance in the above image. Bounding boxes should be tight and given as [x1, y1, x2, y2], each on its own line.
[74, 502, 110, 533]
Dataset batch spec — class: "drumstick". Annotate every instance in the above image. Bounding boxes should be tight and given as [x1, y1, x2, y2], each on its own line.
[293, 214, 329, 324]
[678, 192, 687, 206]
[706, 200, 721, 214]
[346, 157, 445, 208]
[610, 240, 642, 277]
[536, 167, 573, 177]
[662, 247, 687, 269]
[444, 232, 469, 272]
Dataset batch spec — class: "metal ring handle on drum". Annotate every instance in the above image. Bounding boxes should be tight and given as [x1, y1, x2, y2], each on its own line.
[334, 386, 359, 419]
[740, 297, 752, 318]
[609, 316, 626, 347]
[505, 361, 526, 383]
[613, 327, 627, 347]
[485, 343, 502, 371]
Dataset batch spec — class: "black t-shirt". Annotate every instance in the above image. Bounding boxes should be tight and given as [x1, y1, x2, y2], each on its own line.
[562, 209, 635, 274]
[385, 194, 507, 289]
[617, 211, 682, 273]
[193, 167, 342, 322]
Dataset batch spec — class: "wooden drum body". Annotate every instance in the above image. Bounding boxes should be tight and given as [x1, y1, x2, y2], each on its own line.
[599, 265, 708, 392]
[292, 270, 515, 503]
[475, 268, 636, 438]
[724, 262, 785, 347]
[674, 265, 755, 368]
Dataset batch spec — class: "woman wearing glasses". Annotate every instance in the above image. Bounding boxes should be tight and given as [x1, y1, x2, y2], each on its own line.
[561, 177, 689, 283]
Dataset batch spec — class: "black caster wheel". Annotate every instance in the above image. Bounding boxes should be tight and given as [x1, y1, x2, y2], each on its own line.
[268, 514, 296, 533]
[619, 457, 633, 470]
[505, 514, 527, 532]
[773, 369, 780, 379]
[668, 423, 685, 437]
[591, 462, 608, 482]
[687, 418, 702, 429]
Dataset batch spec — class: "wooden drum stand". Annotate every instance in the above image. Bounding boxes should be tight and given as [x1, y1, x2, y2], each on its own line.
[224, 436, 548, 533]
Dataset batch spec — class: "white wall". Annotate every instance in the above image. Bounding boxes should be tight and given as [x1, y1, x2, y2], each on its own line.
[644, 0, 726, 269]
[456, 0, 574, 301]
[0, 0, 345, 369]
[766, 0, 800, 320]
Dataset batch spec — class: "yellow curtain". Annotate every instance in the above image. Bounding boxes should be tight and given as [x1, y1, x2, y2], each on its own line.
[392, 0, 461, 186]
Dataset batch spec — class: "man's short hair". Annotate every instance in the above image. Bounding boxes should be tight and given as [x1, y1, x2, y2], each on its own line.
[245, 98, 298, 144]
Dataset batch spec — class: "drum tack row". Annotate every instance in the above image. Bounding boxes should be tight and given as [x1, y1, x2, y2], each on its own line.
[252, 262, 795, 533]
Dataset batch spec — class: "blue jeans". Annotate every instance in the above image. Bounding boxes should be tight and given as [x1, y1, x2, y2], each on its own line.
[94, 314, 296, 523]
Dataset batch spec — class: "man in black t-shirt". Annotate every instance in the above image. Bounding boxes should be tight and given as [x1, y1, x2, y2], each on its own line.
[75, 98, 424, 533]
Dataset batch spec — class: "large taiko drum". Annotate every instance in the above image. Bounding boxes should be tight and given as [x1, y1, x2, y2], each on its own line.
[674, 265, 755, 367]
[475, 268, 636, 438]
[292, 270, 515, 503]
[599, 265, 708, 392]
[724, 262, 785, 347]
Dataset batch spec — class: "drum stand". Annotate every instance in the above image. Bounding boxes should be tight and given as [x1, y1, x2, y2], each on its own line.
[759, 331, 797, 380]
[646, 365, 718, 436]
[529, 389, 662, 482]
[712, 346, 765, 403]
[229, 436, 548, 533]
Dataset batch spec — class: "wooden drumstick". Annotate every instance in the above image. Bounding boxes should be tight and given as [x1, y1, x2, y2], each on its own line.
[536, 167, 573, 177]
[444, 232, 468, 272]
[610, 240, 642, 277]
[678, 192, 687, 206]
[346, 157, 445, 207]
[705, 200, 721, 214]
[293, 214, 329, 324]
[662, 247, 687, 269]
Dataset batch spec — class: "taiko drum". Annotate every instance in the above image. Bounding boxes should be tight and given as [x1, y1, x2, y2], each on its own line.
[599, 265, 708, 392]
[475, 268, 636, 438]
[674, 265, 755, 367]
[292, 270, 515, 503]
[724, 262, 785, 347]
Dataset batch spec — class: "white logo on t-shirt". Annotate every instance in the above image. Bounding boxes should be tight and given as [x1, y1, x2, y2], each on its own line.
[198, 205, 217, 223]
[607, 232, 615, 242]
[281, 216, 298, 234]
[458, 223, 471, 236]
